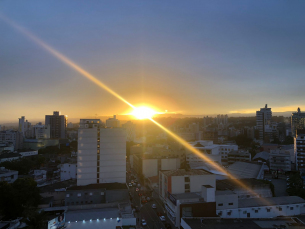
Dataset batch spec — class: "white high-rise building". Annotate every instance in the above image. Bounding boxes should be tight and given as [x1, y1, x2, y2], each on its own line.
[256, 104, 272, 141]
[122, 121, 136, 142]
[77, 119, 126, 186]
[106, 115, 120, 128]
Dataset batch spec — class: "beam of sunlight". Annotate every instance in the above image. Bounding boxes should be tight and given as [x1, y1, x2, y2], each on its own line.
[0, 14, 135, 109]
[1, 14, 279, 212]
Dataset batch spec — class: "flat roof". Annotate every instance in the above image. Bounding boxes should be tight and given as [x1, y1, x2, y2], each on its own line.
[172, 192, 202, 200]
[161, 169, 211, 176]
[65, 208, 119, 222]
[226, 162, 263, 179]
[216, 178, 269, 191]
[67, 183, 127, 191]
[39, 179, 76, 193]
[182, 217, 305, 229]
[238, 196, 305, 208]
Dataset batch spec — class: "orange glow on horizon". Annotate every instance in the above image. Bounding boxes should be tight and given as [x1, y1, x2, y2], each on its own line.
[1, 14, 280, 213]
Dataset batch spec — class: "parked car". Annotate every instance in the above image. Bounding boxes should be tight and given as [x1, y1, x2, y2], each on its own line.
[141, 219, 147, 226]
[128, 183, 132, 187]
[136, 188, 139, 192]
[160, 216, 166, 222]
[152, 204, 157, 209]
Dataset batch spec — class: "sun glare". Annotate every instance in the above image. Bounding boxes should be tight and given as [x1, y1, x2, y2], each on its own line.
[131, 106, 158, 119]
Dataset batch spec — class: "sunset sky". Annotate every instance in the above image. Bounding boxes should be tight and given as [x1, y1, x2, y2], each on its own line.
[1, 1, 305, 122]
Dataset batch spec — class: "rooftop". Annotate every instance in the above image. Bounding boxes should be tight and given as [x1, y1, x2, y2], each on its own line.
[0, 152, 20, 159]
[216, 178, 269, 191]
[182, 217, 305, 229]
[172, 192, 201, 200]
[252, 151, 269, 161]
[226, 162, 263, 179]
[67, 183, 127, 191]
[238, 196, 305, 208]
[161, 169, 212, 176]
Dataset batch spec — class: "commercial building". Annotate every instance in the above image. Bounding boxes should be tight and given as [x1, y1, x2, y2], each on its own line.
[256, 104, 272, 141]
[65, 183, 128, 206]
[77, 119, 126, 186]
[0, 130, 23, 150]
[33, 122, 50, 139]
[181, 217, 305, 229]
[132, 154, 181, 178]
[0, 167, 18, 183]
[45, 111, 67, 139]
[159, 169, 215, 202]
[291, 107, 305, 137]
[106, 115, 120, 128]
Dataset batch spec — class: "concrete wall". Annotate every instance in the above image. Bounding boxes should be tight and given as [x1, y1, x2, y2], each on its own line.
[190, 175, 216, 193]
[215, 193, 238, 210]
[61, 163, 77, 181]
[161, 158, 180, 171]
[216, 203, 302, 218]
[105, 189, 129, 203]
[142, 159, 158, 178]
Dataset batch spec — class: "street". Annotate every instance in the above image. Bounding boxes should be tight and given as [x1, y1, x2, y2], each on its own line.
[126, 164, 173, 229]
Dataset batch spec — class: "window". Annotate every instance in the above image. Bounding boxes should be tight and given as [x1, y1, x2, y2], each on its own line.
[227, 212, 231, 216]
[290, 207, 294, 210]
[185, 177, 190, 182]
[243, 211, 247, 214]
[101, 192, 104, 195]
[267, 209, 270, 212]
[77, 193, 81, 197]
[97, 167, 99, 172]
[279, 207, 282, 211]
[66, 194, 70, 197]
[97, 173, 99, 178]
[90, 192, 93, 196]
[185, 184, 190, 189]
[255, 210, 258, 213]
[228, 203, 233, 206]
[218, 203, 223, 206]
[246, 195, 250, 198]
[218, 211, 222, 216]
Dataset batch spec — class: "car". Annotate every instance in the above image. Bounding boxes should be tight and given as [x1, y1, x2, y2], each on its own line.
[133, 183, 137, 186]
[136, 188, 139, 192]
[138, 193, 143, 196]
[152, 204, 157, 209]
[131, 180, 134, 183]
[146, 197, 150, 201]
[128, 183, 132, 187]
[141, 219, 147, 226]
[160, 216, 166, 222]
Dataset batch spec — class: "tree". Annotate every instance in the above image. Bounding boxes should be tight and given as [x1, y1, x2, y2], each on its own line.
[24, 210, 47, 229]
[0, 178, 40, 220]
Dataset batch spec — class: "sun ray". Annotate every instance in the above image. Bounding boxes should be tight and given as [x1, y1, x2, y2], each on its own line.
[0, 14, 279, 212]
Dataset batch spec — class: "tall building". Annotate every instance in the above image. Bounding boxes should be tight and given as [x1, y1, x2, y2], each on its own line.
[18, 116, 32, 138]
[216, 114, 228, 126]
[106, 115, 120, 128]
[295, 132, 305, 172]
[45, 111, 67, 139]
[122, 121, 136, 142]
[77, 119, 126, 186]
[291, 107, 305, 137]
[256, 104, 272, 141]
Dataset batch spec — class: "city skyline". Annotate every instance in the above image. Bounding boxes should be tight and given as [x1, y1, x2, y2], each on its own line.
[2, 1, 305, 122]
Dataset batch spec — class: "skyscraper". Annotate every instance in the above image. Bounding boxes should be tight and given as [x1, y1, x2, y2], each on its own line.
[106, 115, 120, 128]
[77, 119, 126, 186]
[45, 111, 67, 139]
[291, 108, 305, 137]
[256, 104, 272, 141]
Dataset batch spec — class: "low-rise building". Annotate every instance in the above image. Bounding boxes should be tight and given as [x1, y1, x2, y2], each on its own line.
[0, 167, 18, 183]
[61, 163, 77, 181]
[227, 150, 251, 165]
[226, 162, 265, 180]
[159, 169, 215, 202]
[269, 150, 291, 172]
[65, 183, 128, 206]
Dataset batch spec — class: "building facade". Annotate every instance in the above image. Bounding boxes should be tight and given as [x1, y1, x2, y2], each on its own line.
[291, 107, 305, 137]
[45, 111, 67, 139]
[256, 104, 272, 141]
[106, 115, 120, 128]
[77, 119, 126, 186]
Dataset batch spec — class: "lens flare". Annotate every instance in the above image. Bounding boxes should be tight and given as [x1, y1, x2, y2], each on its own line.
[131, 106, 158, 119]
[0, 14, 280, 214]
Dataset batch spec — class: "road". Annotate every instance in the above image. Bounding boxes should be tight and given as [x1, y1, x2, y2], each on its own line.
[126, 163, 172, 229]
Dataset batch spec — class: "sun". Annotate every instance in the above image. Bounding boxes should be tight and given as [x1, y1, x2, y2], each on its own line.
[131, 106, 158, 120]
